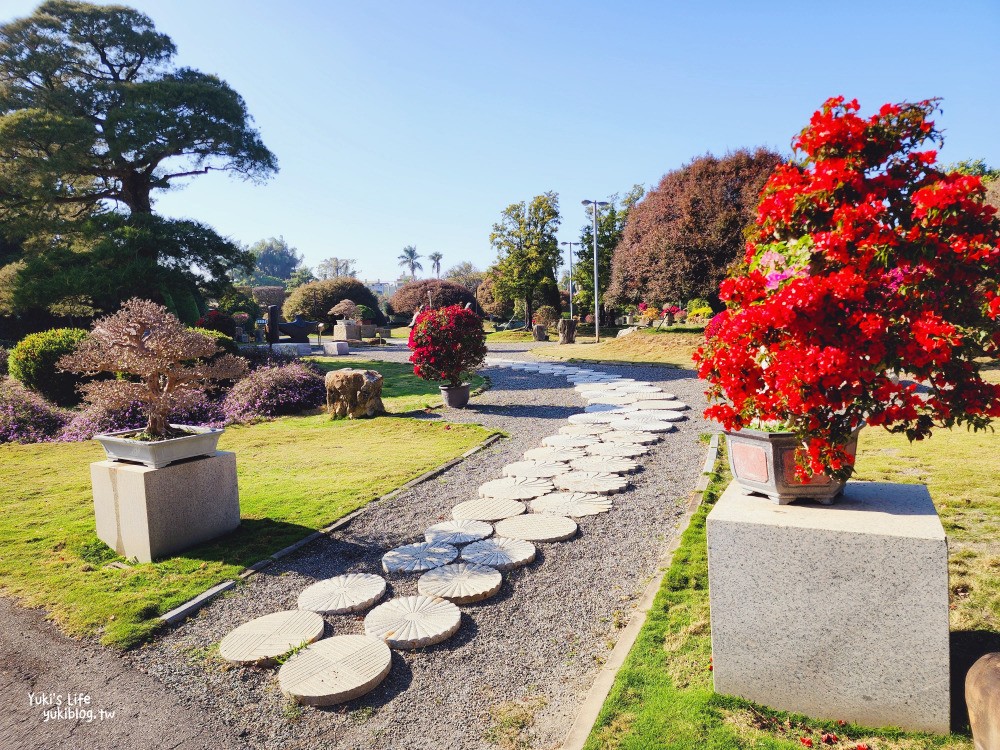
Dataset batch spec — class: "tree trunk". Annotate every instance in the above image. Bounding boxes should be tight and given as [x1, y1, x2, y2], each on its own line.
[146, 410, 168, 437]
[524, 294, 533, 332]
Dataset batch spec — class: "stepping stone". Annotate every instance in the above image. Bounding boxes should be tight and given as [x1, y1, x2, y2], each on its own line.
[478, 476, 554, 500]
[531, 491, 612, 517]
[541, 434, 601, 448]
[493, 513, 578, 542]
[581, 392, 640, 405]
[567, 412, 616, 425]
[570, 455, 641, 473]
[524, 445, 589, 462]
[625, 411, 687, 423]
[574, 382, 623, 392]
[559, 423, 607, 436]
[382, 542, 458, 574]
[298, 573, 387, 614]
[364, 595, 461, 650]
[425, 519, 493, 546]
[452, 496, 526, 521]
[417, 563, 503, 604]
[631, 399, 689, 411]
[628, 391, 678, 400]
[587, 441, 652, 458]
[503, 460, 572, 479]
[460, 536, 537, 571]
[278, 634, 392, 706]
[220, 610, 326, 666]
[607, 417, 678, 433]
[601, 430, 660, 445]
[554, 471, 629, 495]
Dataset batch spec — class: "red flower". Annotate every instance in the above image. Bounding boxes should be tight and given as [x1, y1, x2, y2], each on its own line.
[800, 738, 813, 747]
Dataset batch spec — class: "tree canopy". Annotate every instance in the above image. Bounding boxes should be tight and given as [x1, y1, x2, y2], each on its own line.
[245, 237, 302, 280]
[444, 261, 485, 293]
[316, 257, 357, 279]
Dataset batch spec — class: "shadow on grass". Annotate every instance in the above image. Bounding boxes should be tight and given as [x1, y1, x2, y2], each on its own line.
[950, 630, 1000, 733]
[174, 518, 320, 567]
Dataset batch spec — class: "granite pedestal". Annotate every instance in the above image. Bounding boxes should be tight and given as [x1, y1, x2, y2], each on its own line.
[707, 480, 949, 733]
[322, 341, 349, 355]
[91, 451, 240, 563]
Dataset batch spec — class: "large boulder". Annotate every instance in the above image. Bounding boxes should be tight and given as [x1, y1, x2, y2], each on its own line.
[557, 318, 577, 344]
[968, 652, 1000, 749]
[532, 324, 548, 341]
[325, 369, 385, 418]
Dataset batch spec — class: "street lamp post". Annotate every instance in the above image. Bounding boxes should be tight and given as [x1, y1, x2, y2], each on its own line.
[560, 241, 580, 319]
[581, 199, 609, 342]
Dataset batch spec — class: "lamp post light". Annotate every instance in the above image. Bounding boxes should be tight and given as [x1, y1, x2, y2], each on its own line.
[560, 241, 580, 319]
[581, 199, 609, 342]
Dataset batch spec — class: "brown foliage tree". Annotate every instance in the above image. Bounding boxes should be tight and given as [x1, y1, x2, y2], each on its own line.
[607, 148, 783, 307]
[475, 272, 513, 318]
[282, 278, 385, 328]
[59, 299, 246, 437]
[389, 279, 477, 316]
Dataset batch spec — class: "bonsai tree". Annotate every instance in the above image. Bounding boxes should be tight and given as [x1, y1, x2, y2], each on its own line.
[695, 97, 1000, 481]
[354, 304, 375, 323]
[408, 305, 487, 387]
[60, 298, 247, 439]
[329, 299, 358, 321]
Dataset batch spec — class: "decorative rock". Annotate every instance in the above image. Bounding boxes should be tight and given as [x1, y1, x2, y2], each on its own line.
[417, 563, 503, 604]
[606, 417, 678, 433]
[381, 541, 458, 573]
[554, 471, 629, 495]
[604, 384, 663, 394]
[478, 476, 554, 500]
[587, 441, 652, 458]
[452, 497, 526, 521]
[325, 369, 385, 419]
[364, 595, 461, 649]
[570, 455, 640, 474]
[601, 430, 660, 445]
[557, 318, 577, 344]
[321, 341, 350, 356]
[523, 445, 588, 462]
[541, 434, 600, 448]
[297, 573, 387, 614]
[424, 519, 493, 546]
[502, 460, 571, 479]
[559, 423, 607, 436]
[622, 410, 687, 423]
[219, 610, 326, 666]
[460, 536, 537, 571]
[278, 634, 392, 706]
[531, 492, 612, 517]
[532, 324, 548, 341]
[566, 413, 616, 425]
[494, 513, 578, 542]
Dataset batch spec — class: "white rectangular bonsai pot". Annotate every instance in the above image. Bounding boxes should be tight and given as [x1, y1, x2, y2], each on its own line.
[94, 425, 224, 469]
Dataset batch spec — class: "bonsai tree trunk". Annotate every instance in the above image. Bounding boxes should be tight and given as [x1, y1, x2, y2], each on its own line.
[147, 410, 169, 437]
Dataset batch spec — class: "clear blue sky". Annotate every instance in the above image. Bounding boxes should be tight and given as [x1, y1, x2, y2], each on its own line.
[4, 0, 999, 282]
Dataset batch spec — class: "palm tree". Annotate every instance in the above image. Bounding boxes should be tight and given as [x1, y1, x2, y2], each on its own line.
[428, 252, 443, 278]
[398, 245, 423, 280]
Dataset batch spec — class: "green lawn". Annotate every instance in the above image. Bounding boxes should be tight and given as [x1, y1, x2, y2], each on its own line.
[539, 328, 703, 368]
[0, 415, 493, 649]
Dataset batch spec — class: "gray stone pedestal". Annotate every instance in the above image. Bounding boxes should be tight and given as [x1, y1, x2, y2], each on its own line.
[707, 480, 949, 733]
[333, 322, 360, 341]
[91, 451, 240, 563]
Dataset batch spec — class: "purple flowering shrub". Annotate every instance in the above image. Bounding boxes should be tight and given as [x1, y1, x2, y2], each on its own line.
[0, 377, 68, 443]
[222, 363, 326, 423]
[60, 398, 226, 442]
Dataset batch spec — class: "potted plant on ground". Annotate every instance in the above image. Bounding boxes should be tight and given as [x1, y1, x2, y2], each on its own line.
[60, 298, 248, 468]
[695, 96, 1000, 504]
[408, 304, 487, 408]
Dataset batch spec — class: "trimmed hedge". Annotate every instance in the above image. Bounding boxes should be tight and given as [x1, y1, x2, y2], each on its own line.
[283, 278, 385, 328]
[8, 328, 89, 406]
[390, 279, 477, 316]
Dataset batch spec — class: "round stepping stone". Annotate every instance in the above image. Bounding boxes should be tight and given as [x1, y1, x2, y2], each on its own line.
[425, 519, 493, 546]
[584, 402, 626, 413]
[574, 380, 634, 392]
[570, 455, 641, 473]
[631, 399, 689, 411]
[606, 384, 663, 394]
[382, 542, 458, 574]
[554, 471, 629, 495]
[531, 492, 612, 517]
[541, 434, 600, 448]
[220, 610, 325, 666]
[607, 417, 678, 433]
[587, 441, 652, 457]
[417, 562, 503, 604]
[460, 536, 536, 571]
[494, 513, 578, 542]
[478, 476, 554, 500]
[452, 496, 526, 521]
[524, 445, 588, 462]
[559, 423, 607, 436]
[278, 634, 391, 706]
[582, 392, 641, 405]
[567, 412, 617, 425]
[601, 430, 660, 445]
[623, 410, 687, 424]
[298, 573, 387, 614]
[627, 391, 678, 400]
[503, 460, 571, 479]
[364, 595, 461, 650]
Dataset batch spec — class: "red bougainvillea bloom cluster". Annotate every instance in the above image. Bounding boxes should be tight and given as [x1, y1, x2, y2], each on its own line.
[408, 304, 487, 387]
[695, 97, 1000, 481]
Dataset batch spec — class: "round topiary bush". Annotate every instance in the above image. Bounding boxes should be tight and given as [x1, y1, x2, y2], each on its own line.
[390, 279, 477, 316]
[532, 305, 559, 328]
[193, 328, 239, 357]
[283, 278, 385, 329]
[354, 304, 375, 322]
[0, 377, 68, 443]
[408, 305, 487, 387]
[222, 363, 326, 423]
[8, 328, 89, 406]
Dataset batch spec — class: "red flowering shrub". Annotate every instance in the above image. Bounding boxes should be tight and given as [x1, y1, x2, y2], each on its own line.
[195, 309, 236, 337]
[695, 97, 1000, 481]
[408, 305, 487, 387]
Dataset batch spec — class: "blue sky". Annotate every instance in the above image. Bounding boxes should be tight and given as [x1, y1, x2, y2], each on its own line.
[3, 0, 999, 281]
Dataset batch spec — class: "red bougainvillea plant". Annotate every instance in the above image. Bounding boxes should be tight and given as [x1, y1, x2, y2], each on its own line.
[695, 97, 1000, 482]
[408, 304, 487, 387]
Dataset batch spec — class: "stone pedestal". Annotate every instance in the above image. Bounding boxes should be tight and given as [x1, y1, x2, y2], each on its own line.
[707, 480, 949, 733]
[532, 324, 548, 341]
[91, 452, 240, 563]
[557, 318, 576, 344]
[359, 324, 377, 338]
[333, 322, 360, 341]
[322, 341, 349, 356]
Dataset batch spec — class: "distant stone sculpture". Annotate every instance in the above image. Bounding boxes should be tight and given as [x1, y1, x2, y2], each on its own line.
[967, 652, 1000, 750]
[532, 324, 547, 341]
[557, 318, 576, 344]
[266, 306, 320, 344]
[325, 369, 385, 418]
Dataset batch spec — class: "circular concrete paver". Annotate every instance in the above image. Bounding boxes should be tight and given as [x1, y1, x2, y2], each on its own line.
[584, 402, 626, 413]
[567, 412, 617, 425]
[424, 519, 494, 546]
[559, 423, 607, 436]
[493, 513, 578, 542]
[541, 434, 601, 448]
[570, 455, 641, 474]
[631, 399, 689, 411]
[460, 536, 537, 571]
[278, 634, 392, 707]
[452, 497, 527, 521]
[554, 470, 629, 495]
[601, 430, 660, 445]
[605, 384, 663, 394]
[581, 392, 640, 405]
[606, 417, 678, 433]
[219, 610, 326, 666]
[586, 441, 653, 458]
[478, 476, 554, 500]
[297, 573, 387, 615]
[417, 563, 503, 604]
[622, 411, 687, 424]
[364, 595, 462, 650]
[531, 492, 613, 517]
[381, 542, 458, 574]
[502, 460, 572, 479]
[523, 445, 589, 462]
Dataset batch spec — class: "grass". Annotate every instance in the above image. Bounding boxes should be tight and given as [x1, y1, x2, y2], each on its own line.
[539, 328, 704, 368]
[0, 415, 494, 649]
[486, 329, 540, 342]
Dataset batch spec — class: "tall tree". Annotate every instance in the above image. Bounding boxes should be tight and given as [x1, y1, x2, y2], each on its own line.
[248, 237, 302, 280]
[397, 245, 422, 279]
[428, 251, 443, 278]
[285, 266, 316, 290]
[316, 257, 357, 279]
[444, 261, 485, 293]
[489, 191, 561, 327]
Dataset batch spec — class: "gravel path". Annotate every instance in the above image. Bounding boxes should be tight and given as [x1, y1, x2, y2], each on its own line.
[125, 342, 713, 750]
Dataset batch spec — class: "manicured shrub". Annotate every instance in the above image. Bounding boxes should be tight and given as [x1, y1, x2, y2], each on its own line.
[283, 278, 385, 328]
[238, 345, 300, 371]
[195, 309, 236, 337]
[217, 288, 259, 320]
[252, 285, 286, 311]
[409, 305, 487, 386]
[222, 363, 326, 422]
[8, 327, 89, 406]
[193, 328, 239, 357]
[532, 305, 559, 327]
[475, 273, 513, 319]
[0, 377, 68, 443]
[355, 304, 375, 322]
[390, 279, 476, 316]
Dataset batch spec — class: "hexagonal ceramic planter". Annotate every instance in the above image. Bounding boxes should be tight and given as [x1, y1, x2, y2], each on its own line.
[94, 424, 224, 469]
